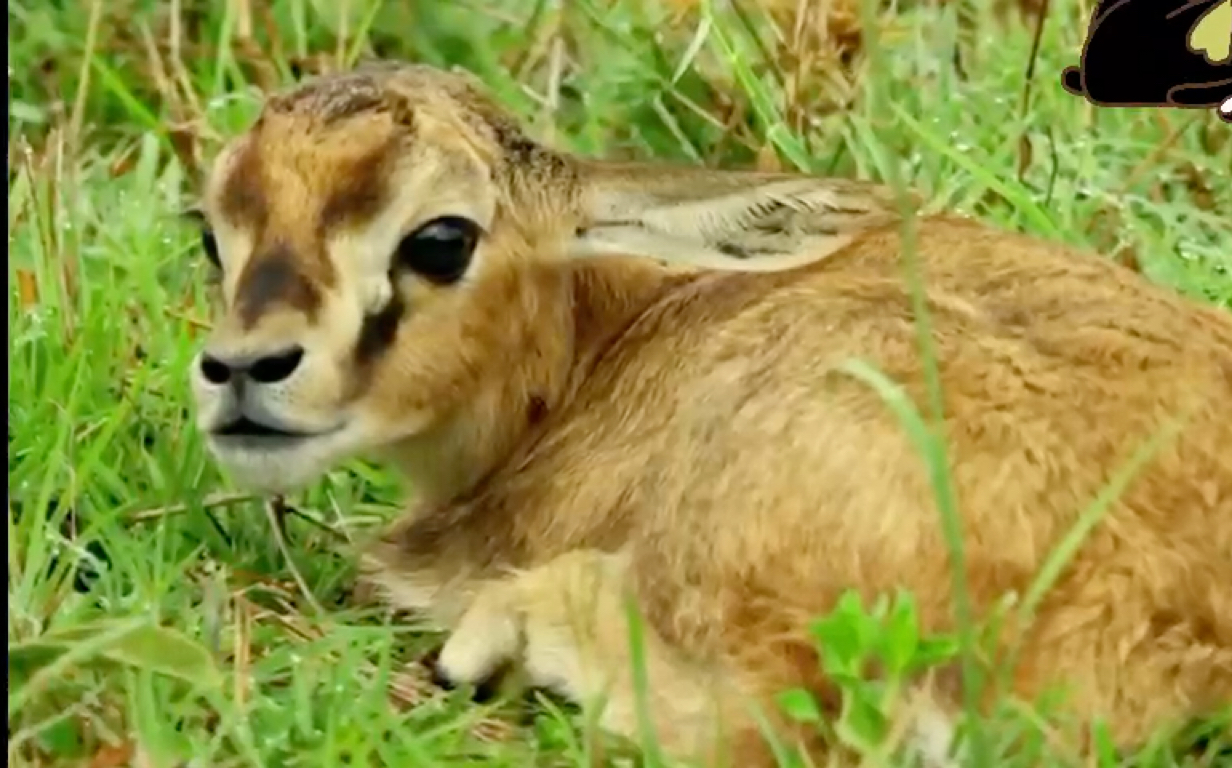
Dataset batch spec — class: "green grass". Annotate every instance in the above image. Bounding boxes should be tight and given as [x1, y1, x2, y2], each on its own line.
[7, 0, 1232, 765]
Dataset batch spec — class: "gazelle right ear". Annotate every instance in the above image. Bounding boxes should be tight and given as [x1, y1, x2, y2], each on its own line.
[570, 158, 909, 271]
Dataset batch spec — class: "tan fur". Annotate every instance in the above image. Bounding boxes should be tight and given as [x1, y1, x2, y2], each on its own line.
[189, 63, 1232, 766]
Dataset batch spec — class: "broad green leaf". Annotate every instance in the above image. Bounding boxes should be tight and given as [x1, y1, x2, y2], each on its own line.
[880, 593, 921, 677]
[776, 688, 823, 725]
[9, 617, 219, 710]
[810, 612, 865, 676]
[836, 691, 889, 751]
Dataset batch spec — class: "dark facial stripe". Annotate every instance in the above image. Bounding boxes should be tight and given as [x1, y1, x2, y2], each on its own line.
[354, 287, 404, 369]
[234, 242, 322, 329]
[318, 138, 397, 232]
[219, 140, 269, 229]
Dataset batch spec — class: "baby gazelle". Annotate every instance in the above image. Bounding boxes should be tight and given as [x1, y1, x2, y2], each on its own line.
[187, 62, 1232, 765]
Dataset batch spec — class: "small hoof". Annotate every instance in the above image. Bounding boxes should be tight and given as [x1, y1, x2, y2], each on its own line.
[422, 647, 455, 691]
[423, 647, 503, 703]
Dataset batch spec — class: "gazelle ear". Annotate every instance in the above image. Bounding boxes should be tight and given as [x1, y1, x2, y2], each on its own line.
[569, 159, 910, 271]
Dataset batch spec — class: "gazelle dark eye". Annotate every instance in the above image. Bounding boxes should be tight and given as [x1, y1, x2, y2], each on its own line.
[200, 229, 221, 269]
[395, 216, 480, 285]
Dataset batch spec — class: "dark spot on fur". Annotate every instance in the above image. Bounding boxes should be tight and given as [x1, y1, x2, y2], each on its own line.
[717, 241, 751, 259]
[234, 242, 322, 328]
[715, 240, 781, 259]
[527, 395, 548, 426]
[354, 288, 405, 368]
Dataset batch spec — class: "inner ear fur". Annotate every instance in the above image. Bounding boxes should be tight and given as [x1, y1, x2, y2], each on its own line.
[570, 158, 910, 272]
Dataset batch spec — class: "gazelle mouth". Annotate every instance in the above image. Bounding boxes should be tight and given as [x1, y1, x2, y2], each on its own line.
[213, 416, 308, 439]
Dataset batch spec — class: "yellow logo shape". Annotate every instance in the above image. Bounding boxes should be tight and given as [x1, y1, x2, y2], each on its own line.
[1188, 0, 1232, 64]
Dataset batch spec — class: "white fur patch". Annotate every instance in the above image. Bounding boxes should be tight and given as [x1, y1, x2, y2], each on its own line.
[908, 698, 961, 768]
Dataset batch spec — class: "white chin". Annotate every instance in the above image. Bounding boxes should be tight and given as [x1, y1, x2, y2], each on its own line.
[206, 436, 346, 494]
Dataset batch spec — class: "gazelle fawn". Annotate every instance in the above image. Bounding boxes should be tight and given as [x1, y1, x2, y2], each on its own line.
[186, 62, 1232, 765]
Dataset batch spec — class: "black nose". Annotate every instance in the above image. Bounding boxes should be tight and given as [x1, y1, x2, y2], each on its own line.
[199, 346, 305, 385]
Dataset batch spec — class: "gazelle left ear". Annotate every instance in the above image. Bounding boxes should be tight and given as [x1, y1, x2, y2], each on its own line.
[570, 158, 908, 270]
